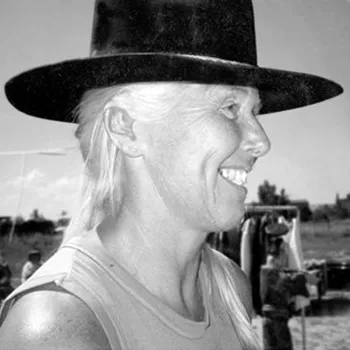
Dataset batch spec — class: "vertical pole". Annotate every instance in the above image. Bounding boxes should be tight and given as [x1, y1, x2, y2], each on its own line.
[9, 154, 26, 244]
[298, 207, 306, 350]
[301, 306, 306, 350]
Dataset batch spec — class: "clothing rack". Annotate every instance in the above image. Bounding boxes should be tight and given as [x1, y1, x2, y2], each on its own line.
[245, 205, 300, 220]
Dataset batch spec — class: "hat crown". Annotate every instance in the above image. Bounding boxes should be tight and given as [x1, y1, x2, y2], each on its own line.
[91, 0, 257, 65]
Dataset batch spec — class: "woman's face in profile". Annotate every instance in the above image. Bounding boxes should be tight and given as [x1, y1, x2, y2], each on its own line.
[142, 84, 271, 232]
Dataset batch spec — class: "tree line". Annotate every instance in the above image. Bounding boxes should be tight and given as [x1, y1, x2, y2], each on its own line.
[1, 181, 348, 236]
[257, 180, 350, 222]
[0, 209, 70, 237]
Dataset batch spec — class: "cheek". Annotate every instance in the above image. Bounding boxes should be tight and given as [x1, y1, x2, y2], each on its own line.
[204, 116, 242, 157]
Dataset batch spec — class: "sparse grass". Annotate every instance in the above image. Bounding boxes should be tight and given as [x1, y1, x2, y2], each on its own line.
[301, 219, 350, 261]
[290, 312, 350, 350]
[301, 219, 350, 236]
[253, 291, 350, 350]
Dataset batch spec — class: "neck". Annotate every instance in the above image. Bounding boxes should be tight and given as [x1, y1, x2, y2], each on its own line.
[97, 203, 207, 320]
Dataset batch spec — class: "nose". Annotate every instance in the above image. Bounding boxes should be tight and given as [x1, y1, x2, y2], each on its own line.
[240, 117, 271, 158]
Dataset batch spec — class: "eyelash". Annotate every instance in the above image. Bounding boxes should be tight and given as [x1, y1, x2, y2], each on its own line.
[220, 104, 261, 121]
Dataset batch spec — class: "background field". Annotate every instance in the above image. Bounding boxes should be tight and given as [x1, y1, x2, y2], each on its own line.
[253, 289, 350, 350]
[302, 218, 350, 261]
[1, 219, 350, 286]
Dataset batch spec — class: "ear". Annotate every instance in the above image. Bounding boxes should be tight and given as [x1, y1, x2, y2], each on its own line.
[103, 104, 144, 158]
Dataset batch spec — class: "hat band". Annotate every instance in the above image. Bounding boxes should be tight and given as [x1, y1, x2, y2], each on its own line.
[91, 50, 254, 67]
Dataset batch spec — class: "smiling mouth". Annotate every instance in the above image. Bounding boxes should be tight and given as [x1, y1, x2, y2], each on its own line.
[218, 168, 248, 188]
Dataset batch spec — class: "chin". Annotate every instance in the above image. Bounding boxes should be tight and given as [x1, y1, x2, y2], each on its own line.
[205, 183, 247, 231]
[212, 205, 245, 232]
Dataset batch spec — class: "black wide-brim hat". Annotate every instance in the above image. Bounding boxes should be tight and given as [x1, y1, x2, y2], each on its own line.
[5, 0, 343, 123]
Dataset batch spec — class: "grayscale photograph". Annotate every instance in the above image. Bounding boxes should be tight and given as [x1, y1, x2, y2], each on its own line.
[0, 1, 349, 349]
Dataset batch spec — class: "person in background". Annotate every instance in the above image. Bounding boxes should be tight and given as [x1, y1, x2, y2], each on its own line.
[0, 251, 13, 302]
[21, 250, 42, 283]
[260, 224, 318, 350]
[0, 0, 342, 349]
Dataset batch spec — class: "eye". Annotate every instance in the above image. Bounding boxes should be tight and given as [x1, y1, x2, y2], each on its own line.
[220, 102, 240, 120]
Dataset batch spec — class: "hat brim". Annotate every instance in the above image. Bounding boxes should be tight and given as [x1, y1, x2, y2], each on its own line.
[5, 53, 343, 123]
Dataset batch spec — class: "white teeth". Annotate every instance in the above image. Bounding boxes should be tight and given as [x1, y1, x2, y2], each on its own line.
[219, 168, 248, 187]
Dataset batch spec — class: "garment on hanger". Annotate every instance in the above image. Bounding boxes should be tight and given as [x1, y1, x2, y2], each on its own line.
[250, 216, 263, 315]
[240, 218, 256, 279]
[280, 216, 310, 310]
[283, 217, 304, 271]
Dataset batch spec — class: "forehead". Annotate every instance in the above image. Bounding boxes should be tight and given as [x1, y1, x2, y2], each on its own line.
[175, 84, 261, 111]
[211, 85, 260, 104]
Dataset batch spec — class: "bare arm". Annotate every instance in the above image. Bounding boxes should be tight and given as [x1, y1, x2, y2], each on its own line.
[0, 290, 115, 350]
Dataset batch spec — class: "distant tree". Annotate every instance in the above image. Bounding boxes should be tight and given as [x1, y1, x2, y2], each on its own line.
[0, 217, 12, 237]
[335, 193, 341, 205]
[278, 188, 290, 205]
[14, 215, 25, 224]
[334, 193, 349, 219]
[57, 210, 70, 228]
[29, 209, 45, 221]
[290, 200, 312, 222]
[312, 205, 332, 223]
[258, 180, 291, 205]
[19, 219, 55, 235]
[258, 180, 278, 205]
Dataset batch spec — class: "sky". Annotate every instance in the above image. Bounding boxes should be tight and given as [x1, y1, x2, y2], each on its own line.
[0, 0, 349, 220]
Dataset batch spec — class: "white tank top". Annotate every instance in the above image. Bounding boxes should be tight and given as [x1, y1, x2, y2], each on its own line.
[0, 229, 242, 350]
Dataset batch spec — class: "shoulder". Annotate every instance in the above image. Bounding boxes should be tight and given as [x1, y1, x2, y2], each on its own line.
[0, 289, 114, 350]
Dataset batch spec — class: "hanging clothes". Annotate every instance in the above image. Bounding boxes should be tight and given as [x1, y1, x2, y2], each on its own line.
[240, 218, 255, 279]
[283, 217, 304, 271]
[250, 216, 263, 315]
[225, 226, 243, 265]
[280, 216, 310, 310]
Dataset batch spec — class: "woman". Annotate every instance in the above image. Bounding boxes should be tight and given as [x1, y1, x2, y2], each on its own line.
[0, 0, 342, 349]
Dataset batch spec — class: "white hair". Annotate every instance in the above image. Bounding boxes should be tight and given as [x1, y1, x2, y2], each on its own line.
[65, 82, 260, 350]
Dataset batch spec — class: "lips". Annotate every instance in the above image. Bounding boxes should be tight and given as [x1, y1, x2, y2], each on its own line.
[218, 168, 248, 187]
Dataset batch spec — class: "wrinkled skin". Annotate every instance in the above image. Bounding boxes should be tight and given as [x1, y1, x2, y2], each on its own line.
[136, 85, 271, 233]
